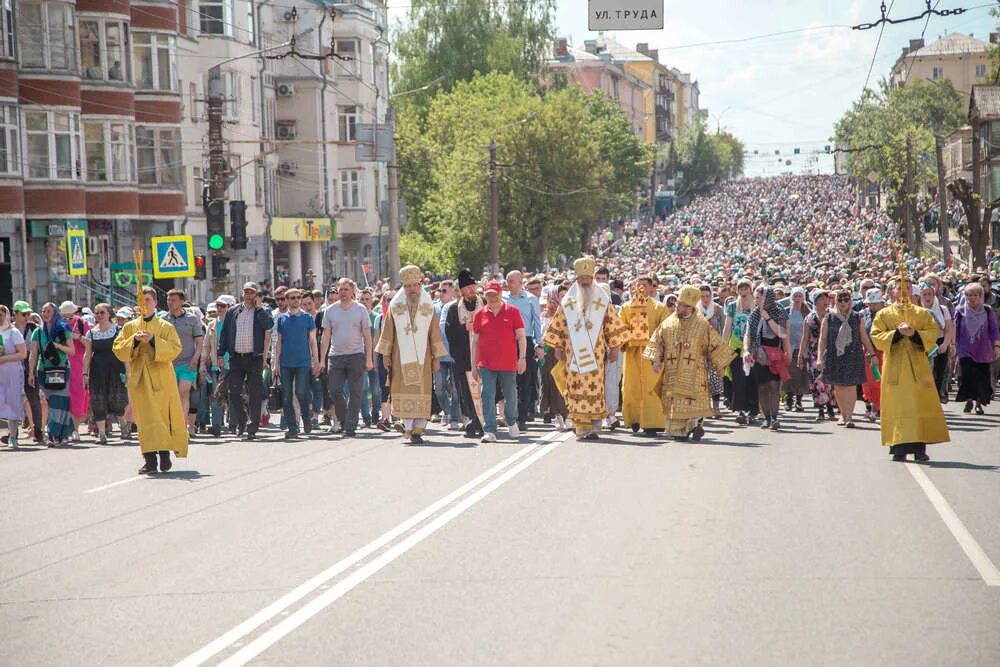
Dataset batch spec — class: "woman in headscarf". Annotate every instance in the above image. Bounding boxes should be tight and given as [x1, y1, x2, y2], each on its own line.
[27, 303, 77, 446]
[722, 278, 758, 425]
[697, 284, 725, 417]
[81, 303, 128, 445]
[918, 279, 955, 403]
[782, 287, 811, 412]
[0, 305, 28, 449]
[742, 285, 791, 430]
[953, 282, 1000, 414]
[817, 289, 874, 428]
[59, 300, 90, 441]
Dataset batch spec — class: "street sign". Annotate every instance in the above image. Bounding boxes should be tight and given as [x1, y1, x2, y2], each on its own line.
[67, 228, 87, 276]
[588, 0, 663, 30]
[151, 235, 196, 279]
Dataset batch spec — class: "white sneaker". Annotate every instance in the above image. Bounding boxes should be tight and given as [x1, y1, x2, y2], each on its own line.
[553, 415, 565, 431]
[448, 421, 462, 431]
[562, 418, 574, 432]
[508, 424, 521, 439]
[480, 432, 497, 443]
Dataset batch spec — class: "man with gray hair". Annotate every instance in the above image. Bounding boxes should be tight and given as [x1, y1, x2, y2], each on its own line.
[504, 269, 543, 430]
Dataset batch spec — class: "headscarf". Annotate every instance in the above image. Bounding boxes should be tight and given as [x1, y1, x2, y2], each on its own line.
[957, 293, 988, 343]
[745, 286, 787, 352]
[42, 302, 70, 341]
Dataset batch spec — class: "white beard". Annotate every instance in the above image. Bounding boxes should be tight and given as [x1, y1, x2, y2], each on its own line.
[578, 285, 594, 312]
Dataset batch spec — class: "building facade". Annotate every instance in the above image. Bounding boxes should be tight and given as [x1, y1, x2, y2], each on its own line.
[891, 33, 994, 105]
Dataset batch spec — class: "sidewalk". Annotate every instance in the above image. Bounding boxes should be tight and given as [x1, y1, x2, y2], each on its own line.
[922, 226, 968, 268]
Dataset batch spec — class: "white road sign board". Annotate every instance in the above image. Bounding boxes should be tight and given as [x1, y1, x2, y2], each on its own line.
[589, 0, 664, 30]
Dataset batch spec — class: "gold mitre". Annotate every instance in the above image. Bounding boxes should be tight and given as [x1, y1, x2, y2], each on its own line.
[573, 256, 596, 278]
[678, 285, 701, 308]
[399, 264, 422, 286]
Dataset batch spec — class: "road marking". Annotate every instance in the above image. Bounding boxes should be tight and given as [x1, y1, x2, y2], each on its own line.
[83, 475, 144, 494]
[217, 433, 569, 666]
[175, 438, 556, 667]
[906, 463, 1000, 586]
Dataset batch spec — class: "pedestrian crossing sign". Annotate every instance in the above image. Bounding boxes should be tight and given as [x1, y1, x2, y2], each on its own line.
[67, 229, 87, 276]
[151, 235, 196, 278]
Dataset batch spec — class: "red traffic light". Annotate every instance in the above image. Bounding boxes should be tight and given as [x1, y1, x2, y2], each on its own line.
[195, 256, 206, 268]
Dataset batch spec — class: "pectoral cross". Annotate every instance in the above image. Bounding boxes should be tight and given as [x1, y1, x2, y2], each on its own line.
[404, 319, 418, 335]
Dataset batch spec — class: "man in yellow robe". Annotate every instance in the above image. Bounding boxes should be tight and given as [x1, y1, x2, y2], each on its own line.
[644, 286, 735, 441]
[870, 295, 949, 461]
[376, 265, 448, 444]
[619, 276, 667, 435]
[113, 286, 188, 474]
[542, 256, 629, 440]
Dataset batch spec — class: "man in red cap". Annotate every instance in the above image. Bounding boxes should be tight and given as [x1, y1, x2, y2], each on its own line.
[471, 280, 526, 442]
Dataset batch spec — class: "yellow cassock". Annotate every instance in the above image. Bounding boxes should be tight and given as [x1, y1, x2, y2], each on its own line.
[112, 316, 189, 457]
[869, 304, 949, 447]
[619, 297, 667, 429]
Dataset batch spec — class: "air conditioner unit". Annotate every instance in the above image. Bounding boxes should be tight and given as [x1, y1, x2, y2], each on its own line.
[276, 83, 295, 97]
[276, 122, 297, 140]
[278, 161, 298, 175]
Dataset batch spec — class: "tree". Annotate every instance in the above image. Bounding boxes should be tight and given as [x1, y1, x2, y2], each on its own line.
[398, 72, 650, 273]
[674, 117, 722, 198]
[715, 131, 745, 178]
[834, 79, 964, 250]
[391, 0, 556, 109]
[989, 6, 1000, 85]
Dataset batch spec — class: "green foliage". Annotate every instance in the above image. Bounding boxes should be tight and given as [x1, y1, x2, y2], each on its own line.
[396, 72, 651, 273]
[391, 0, 556, 110]
[673, 118, 742, 197]
[990, 7, 1000, 85]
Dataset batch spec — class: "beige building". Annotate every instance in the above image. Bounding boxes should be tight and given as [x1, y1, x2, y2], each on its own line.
[942, 126, 973, 185]
[891, 32, 994, 104]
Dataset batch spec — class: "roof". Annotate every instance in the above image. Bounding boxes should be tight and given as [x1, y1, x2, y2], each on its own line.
[594, 35, 655, 63]
[970, 86, 1000, 121]
[911, 33, 990, 57]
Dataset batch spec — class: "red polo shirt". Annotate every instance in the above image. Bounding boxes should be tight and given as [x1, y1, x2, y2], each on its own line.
[472, 301, 524, 371]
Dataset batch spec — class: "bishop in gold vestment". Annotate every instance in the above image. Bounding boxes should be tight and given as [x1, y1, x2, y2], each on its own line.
[376, 265, 447, 444]
[542, 257, 629, 440]
[643, 286, 735, 440]
[619, 279, 667, 433]
[870, 299, 949, 460]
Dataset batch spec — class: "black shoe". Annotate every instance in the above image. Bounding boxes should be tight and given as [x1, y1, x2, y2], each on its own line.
[631, 423, 640, 433]
[690, 425, 705, 441]
[892, 454, 907, 462]
[543, 416, 552, 424]
[321, 415, 331, 426]
[210, 426, 222, 437]
[975, 405, 985, 415]
[735, 413, 748, 425]
[284, 430, 299, 440]
[303, 421, 313, 435]
[582, 432, 600, 441]
[642, 428, 658, 437]
[517, 421, 527, 431]
[963, 401, 973, 413]
[244, 432, 257, 441]
[345, 429, 357, 437]
[915, 453, 930, 462]
[138, 464, 158, 475]
[409, 433, 424, 444]
[159, 457, 173, 473]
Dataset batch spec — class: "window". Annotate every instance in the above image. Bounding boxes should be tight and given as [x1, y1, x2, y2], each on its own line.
[338, 105, 359, 141]
[80, 20, 128, 82]
[1, 0, 14, 58]
[0, 105, 18, 175]
[136, 126, 181, 186]
[200, 0, 233, 36]
[250, 76, 258, 124]
[18, 2, 76, 70]
[25, 110, 81, 180]
[224, 72, 239, 120]
[228, 154, 242, 200]
[189, 81, 200, 121]
[976, 63, 988, 78]
[133, 32, 176, 91]
[246, 0, 255, 45]
[335, 39, 360, 77]
[339, 169, 363, 209]
[932, 66, 943, 80]
[84, 121, 134, 182]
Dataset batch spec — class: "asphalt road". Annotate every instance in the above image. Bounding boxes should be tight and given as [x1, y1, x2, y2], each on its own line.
[2, 402, 999, 666]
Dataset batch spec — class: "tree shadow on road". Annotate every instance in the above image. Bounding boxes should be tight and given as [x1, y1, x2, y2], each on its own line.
[406, 439, 480, 449]
[923, 461, 999, 472]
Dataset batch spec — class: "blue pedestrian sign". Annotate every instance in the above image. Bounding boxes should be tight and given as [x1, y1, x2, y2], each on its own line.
[67, 229, 87, 276]
[151, 235, 195, 279]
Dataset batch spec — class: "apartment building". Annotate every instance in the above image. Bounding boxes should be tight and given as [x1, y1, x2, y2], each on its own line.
[891, 32, 994, 105]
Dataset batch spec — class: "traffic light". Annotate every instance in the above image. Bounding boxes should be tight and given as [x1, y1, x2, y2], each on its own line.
[205, 198, 226, 251]
[211, 254, 231, 280]
[230, 200, 248, 250]
[194, 255, 206, 280]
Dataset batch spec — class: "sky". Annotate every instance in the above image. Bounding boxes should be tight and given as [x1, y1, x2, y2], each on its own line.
[387, 0, 995, 175]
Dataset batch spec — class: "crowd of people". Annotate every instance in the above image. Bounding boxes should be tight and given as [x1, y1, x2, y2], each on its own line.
[2, 176, 999, 469]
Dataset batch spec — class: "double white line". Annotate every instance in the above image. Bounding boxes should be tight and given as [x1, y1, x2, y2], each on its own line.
[176, 431, 570, 667]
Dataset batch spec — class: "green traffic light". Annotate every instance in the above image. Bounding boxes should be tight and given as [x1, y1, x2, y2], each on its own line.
[208, 234, 225, 251]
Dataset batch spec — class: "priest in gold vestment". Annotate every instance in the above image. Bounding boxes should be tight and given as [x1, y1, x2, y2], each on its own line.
[870, 289, 949, 461]
[644, 286, 735, 441]
[619, 277, 668, 434]
[376, 265, 448, 444]
[542, 257, 629, 440]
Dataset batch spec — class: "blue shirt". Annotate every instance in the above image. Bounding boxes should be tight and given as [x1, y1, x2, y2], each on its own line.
[435, 301, 454, 363]
[503, 290, 542, 342]
[276, 311, 316, 368]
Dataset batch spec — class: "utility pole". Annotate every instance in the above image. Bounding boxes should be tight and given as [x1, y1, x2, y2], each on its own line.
[934, 134, 951, 266]
[489, 138, 499, 277]
[387, 105, 401, 279]
[904, 135, 913, 250]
